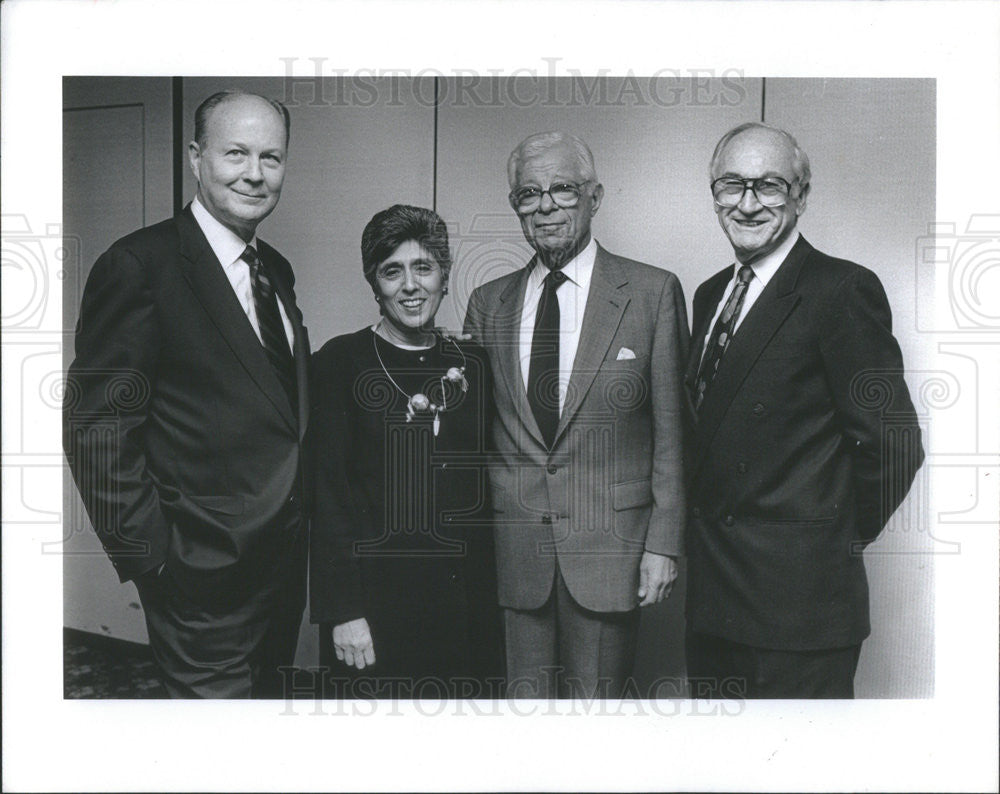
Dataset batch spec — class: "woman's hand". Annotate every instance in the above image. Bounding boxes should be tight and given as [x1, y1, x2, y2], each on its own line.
[332, 618, 376, 670]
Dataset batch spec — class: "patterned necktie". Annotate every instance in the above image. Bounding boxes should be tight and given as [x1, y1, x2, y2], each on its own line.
[694, 264, 754, 412]
[242, 245, 298, 415]
[527, 268, 568, 448]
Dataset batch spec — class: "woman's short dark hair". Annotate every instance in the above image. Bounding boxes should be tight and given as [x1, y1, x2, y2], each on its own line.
[361, 204, 452, 290]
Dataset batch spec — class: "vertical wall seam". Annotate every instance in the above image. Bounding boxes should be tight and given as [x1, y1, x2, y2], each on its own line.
[172, 77, 184, 215]
[141, 101, 147, 225]
[432, 76, 440, 213]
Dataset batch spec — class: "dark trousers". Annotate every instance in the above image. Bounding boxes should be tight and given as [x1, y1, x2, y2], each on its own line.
[686, 630, 862, 699]
[504, 564, 639, 699]
[135, 537, 306, 699]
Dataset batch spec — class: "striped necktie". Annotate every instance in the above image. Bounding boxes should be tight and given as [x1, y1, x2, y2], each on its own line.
[242, 245, 298, 416]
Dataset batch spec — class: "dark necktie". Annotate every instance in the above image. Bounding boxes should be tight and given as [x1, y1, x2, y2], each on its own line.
[242, 245, 298, 415]
[694, 264, 754, 412]
[527, 268, 568, 448]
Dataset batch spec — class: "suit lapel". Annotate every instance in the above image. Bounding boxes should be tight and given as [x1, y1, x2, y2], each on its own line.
[173, 208, 297, 431]
[492, 263, 547, 447]
[692, 237, 812, 477]
[259, 241, 310, 438]
[553, 246, 629, 444]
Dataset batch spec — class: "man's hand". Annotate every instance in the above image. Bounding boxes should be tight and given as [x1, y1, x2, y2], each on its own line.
[332, 618, 375, 670]
[637, 552, 678, 606]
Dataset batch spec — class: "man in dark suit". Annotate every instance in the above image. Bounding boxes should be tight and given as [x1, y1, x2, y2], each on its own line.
[464, 131, 689, 698]
[64, 91, 310, 698]
[684, 122, 923, 698]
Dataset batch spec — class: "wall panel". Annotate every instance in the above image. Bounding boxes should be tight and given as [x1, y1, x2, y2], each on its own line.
[765, 78, 936, 698]
[437, 76, 764, 690]
[62, 77, 175, 643]
[182, 77, 435, 668]
[437, 77, 764, 329]
[61, 75, 936, 697]
[181, 77, 436, 349]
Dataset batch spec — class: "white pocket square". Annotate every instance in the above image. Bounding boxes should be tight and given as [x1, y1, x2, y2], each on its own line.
[616, 347, 636, 361]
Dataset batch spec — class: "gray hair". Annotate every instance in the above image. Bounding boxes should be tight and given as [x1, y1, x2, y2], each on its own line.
[709, 122, 811, 189]
[507, 131, 598, 188]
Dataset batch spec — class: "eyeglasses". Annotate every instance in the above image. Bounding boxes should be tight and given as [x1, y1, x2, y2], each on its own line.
[509, 181, 591, 214]
[711, 177, 793, 208]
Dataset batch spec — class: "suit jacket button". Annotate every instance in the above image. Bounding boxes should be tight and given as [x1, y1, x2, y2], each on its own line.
[547, 465, 557, 475]
[752, 403, 765, 415]
[541, 514, 552, 525]
[692, 507, 701, 518]
[737, 462, 747, 474]
[724, 515, 735, 526]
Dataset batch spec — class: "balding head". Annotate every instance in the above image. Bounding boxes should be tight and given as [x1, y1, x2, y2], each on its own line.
[710, 122, 810, 189]
[188, 92, 289, 241]
[194, 91, 290, 150]
[709, 122, 810, 264]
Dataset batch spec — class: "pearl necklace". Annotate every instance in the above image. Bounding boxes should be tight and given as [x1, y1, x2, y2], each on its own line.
[372, 326, 469, 436]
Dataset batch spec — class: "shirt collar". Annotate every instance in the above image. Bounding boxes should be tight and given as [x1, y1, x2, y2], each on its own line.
[528, 236, 598, 291]
[739, 229, 800, 288]
[191, 196, 258, 268]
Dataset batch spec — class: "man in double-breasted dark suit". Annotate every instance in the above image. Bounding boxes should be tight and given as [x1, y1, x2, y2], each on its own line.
[64, 91, 310, 698]
[684, 122, 924, 698]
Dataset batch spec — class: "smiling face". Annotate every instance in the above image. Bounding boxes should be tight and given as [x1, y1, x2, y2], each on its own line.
[188, 94, 287, 241]
[374, 240, 445, 343]
[712, 127, 808, 264]
[512, 142, 603, 269]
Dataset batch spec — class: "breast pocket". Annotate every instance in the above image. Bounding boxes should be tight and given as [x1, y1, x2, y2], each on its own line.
[602, 350, 649, 368]
[597, 356, 650, 411]
[756, 341, 807, 361]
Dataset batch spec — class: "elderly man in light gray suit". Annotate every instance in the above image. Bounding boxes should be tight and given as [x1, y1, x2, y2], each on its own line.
[464, 131, 689, 698]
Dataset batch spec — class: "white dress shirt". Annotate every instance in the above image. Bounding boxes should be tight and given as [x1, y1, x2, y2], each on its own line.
[519, 237, 597, 415]
[191, 197, 295, 353]
[700, 230, 801, 361]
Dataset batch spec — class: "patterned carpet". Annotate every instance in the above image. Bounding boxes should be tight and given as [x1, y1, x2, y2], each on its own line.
[64, 628, 166, 698]
[63, 628, 318, 698]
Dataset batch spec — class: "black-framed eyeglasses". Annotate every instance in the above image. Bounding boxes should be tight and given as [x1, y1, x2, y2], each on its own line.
[509, 181, 591, 214]
[711, 177, 793, 208]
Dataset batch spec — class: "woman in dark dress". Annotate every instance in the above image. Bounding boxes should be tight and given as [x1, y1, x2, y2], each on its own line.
[309, 204, 503, 698]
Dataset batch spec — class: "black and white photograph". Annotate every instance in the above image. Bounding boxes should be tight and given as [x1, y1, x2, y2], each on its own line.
[2, 1, 998, 792]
